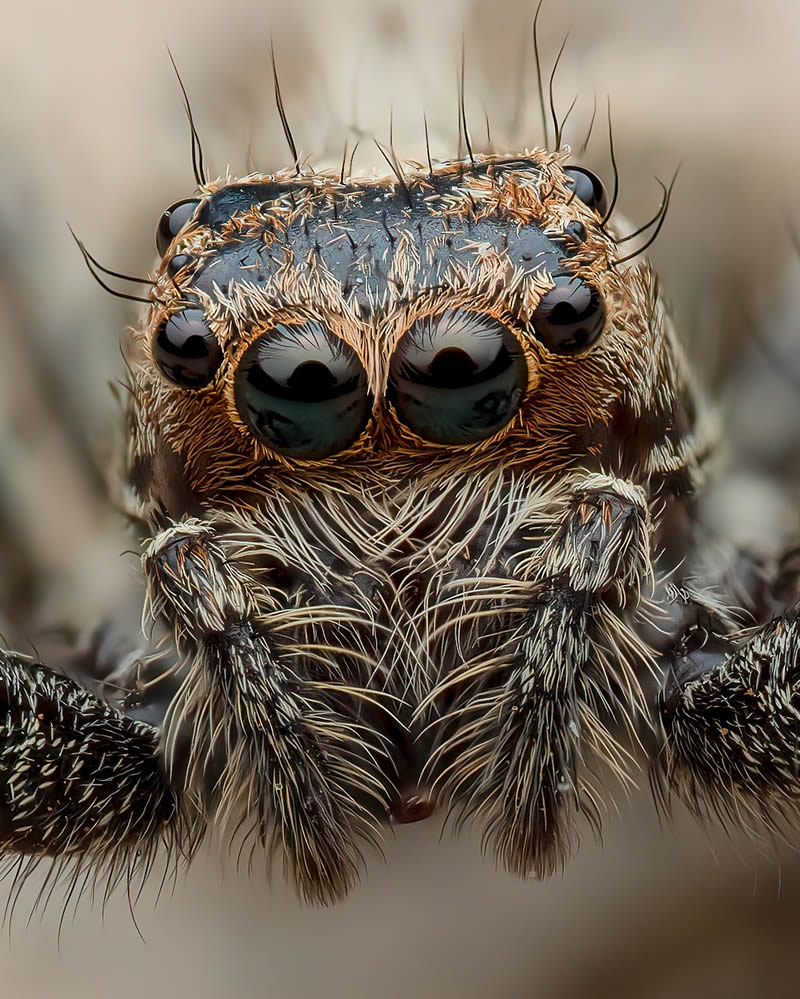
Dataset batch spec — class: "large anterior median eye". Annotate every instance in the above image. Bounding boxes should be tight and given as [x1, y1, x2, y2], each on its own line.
[234, 320, 371, 459]
[388, 311, 527, 445]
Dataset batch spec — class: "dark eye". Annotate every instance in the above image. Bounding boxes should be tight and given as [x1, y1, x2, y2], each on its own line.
[564, 167, 607, 216]
[156, 199, 200, 256]
[530, 276, 606, 354]
[388, 311, 527, 445]
[167, 254, 193, 278]
[153, 308, 222, 387]
[563, 220, 586, 244]
[234, 320, 371, 459]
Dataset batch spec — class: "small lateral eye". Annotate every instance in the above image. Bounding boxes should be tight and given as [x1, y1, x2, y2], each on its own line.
[564, 167, 608, 216]
[388, 310, 527, 445]
[156, 199, 200, 256]
[563, 220, 586, 243]
[234, 320, 371, 460]
[167, 254, 193, 278]
[530, 275, 606, 355]
[153, 308, 222, 387]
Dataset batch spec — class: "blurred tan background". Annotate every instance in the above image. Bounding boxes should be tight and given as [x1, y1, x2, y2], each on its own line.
[0, 0, 800, 996]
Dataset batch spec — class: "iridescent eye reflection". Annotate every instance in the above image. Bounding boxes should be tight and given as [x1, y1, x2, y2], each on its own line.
[234, 320, 371, 460]
[388, 310, 528, 445]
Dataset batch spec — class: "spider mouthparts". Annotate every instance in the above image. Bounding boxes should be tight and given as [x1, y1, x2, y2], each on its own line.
[390, 787, 436, 824]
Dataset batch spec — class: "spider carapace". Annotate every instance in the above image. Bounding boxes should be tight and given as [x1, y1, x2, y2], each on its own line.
[1, 149, 799, 907]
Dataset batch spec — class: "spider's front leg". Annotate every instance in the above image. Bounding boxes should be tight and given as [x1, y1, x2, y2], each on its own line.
[659, 606, 800, 830]
[432, 472, 653, 877]
[0, 648, 186, 886]
[143, 519, 388, 905]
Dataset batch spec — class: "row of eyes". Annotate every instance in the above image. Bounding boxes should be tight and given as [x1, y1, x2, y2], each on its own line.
[154, 284, 605, 459]
[153, 164, 609, 459]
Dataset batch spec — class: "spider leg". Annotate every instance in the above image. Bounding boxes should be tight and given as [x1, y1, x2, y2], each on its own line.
[0, 648, 190, 906]
[658, 607, 800, 831]
[142, 519, 388, 906]
[432, 472, 654, 877]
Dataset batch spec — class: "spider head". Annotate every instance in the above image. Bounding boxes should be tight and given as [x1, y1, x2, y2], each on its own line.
[125, 152, 649, 518]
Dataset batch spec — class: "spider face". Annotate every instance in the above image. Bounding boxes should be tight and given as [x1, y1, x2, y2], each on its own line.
[129, 153, 630, 513]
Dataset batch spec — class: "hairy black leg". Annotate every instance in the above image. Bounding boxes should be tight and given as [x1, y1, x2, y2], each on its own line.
[143, 520, 387, 905]
[431, 473, 653, 877]
[0, 649, 186, 906]
[659, 607, 800, 830]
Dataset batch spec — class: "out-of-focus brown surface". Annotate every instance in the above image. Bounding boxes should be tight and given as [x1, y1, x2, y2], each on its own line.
[0, 1, 799, 996]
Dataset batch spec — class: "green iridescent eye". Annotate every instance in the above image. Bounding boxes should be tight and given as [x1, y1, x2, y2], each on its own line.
[388, 310, 528, 445]
[234, 320, 371, 460]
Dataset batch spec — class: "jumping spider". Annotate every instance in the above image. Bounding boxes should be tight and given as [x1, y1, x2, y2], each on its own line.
[1, 100, 798, 909]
